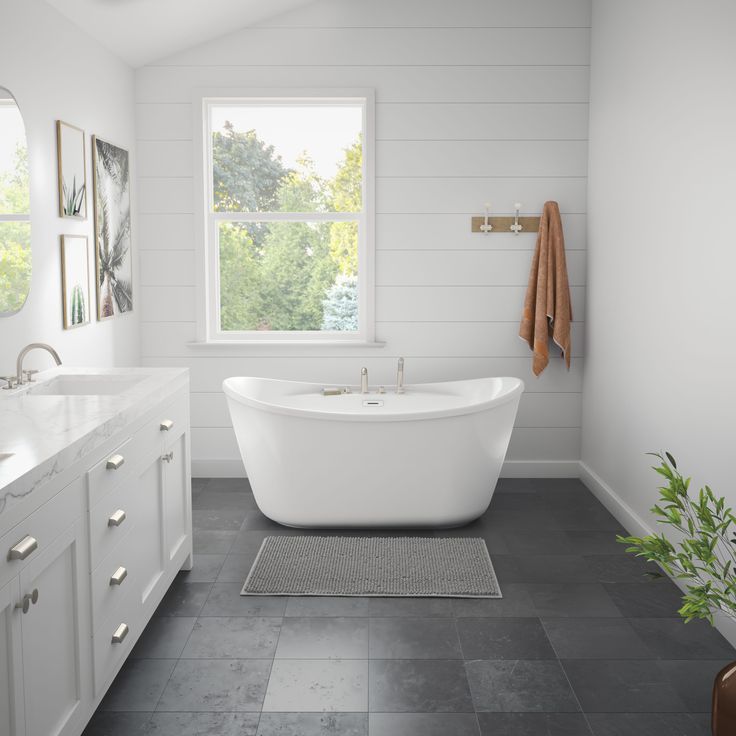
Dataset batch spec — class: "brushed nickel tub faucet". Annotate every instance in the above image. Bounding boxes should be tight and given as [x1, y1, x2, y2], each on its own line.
[396, 357, 405, 394]
[360, 367, 369, 394]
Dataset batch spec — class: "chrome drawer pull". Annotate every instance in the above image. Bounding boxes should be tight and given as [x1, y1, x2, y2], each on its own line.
[8, 535, 38, 561]
[111, 623, 129, 644]
[160, 419, 174, 431]
[108, 509, 126, 527]
[110, 566, 127, 586]
[162, 451, 174, 463]
[106, 454, 125, 470]
[15, 588, 39, 614]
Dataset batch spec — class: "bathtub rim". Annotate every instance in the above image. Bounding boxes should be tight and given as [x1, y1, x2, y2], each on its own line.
[223, 375, 524, 423]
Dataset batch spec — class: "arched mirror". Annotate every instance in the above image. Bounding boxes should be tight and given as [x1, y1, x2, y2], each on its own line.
[0, 87, 31, 315]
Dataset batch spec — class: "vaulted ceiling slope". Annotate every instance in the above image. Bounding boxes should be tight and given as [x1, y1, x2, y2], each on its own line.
[44, 0, 317, 67]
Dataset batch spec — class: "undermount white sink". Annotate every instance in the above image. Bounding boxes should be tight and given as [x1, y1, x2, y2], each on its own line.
[28, 374, 147, 396]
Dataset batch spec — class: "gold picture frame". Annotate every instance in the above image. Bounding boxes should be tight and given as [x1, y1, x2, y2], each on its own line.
[56, 120, 87, 219]
[60, 235, 90, 329]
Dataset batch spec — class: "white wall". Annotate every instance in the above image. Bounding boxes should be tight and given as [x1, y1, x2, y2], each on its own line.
[0, 0, 138, 373]
[135, 0, 591, 476]
[582, 1, 736, 536]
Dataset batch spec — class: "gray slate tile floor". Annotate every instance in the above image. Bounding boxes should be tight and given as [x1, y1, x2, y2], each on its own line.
[84, 477, 731, 735]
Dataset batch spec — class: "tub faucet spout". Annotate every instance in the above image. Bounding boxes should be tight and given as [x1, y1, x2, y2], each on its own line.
[360, 367, 369, 394]
[396, 357, 405, 394]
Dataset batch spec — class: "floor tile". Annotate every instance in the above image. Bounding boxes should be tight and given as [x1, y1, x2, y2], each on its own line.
[82, 711, 152, 735]
[192, 529, 237, 555]
[603, 581, 684, 617]
[217, 553, 257, 583]
[583, 555, 661, 583]
[502, 530, 577, 556]
[367, 597, 454, 617]
[492, 555, 598, 584]
[145, 712, 259, 735]
[130, 617, 197, 659]
[192, 490, 257, 511]
[565, 531, 629, 555]
[201, 583, 287, 617]
[192, 509, 247, 531]
[99, 659, 177, 712]
[180, 553, 226, 583]
[157, 659, 271, 712]
[262, 659, 368, 713]
[451, 584, 537, 617]
[658, 659, 732, 713]
[202, 478, 253, 494]
[433, 529, 509, 554]
[562, 659, 688, 713]
[369, 659, 473, 713]
[476, 712, 592, 735]
[285, 596, 370, 617]
[465, 660, 579, 712]
[154, 580, 212, 617]
[181, 617, 281, 658]
[229, 529, 273, 555]
[628, 618, 735, 659]
[541, 618, 652, 659]
[457, 617, 556, 660]
[586, 712, 709, 736]
[528, 584, 622, 617]
[369, 618, 462, 659]
[275, 617, 369, 659]
[257, 713, 367, 735]
[240, 509, 284, 531]
[369, 713, 480, 736]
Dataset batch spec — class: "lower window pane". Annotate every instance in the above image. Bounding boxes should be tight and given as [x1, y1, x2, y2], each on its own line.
[0, 221, 31, 314]
[218, 220, 358, 332]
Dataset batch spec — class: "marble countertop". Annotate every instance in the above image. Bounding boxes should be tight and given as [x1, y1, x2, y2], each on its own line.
[0, 366, 189, 513]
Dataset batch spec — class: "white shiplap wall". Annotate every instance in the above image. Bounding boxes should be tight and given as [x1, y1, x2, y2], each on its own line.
[134, 0, 591, 477]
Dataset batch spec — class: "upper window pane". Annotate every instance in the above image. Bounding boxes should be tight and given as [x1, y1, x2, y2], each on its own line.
[210, 104, 363, 213]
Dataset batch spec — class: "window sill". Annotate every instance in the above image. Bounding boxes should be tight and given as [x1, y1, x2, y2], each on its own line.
[186, 339, 386, 352]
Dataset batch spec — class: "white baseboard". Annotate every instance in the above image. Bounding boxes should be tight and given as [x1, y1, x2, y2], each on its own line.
[501, 460, 581, 478]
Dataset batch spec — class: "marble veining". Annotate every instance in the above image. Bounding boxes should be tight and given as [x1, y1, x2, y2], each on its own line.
[0, 366, 188, 518]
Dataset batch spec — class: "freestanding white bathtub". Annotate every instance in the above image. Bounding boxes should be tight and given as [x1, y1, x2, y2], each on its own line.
[223, 376, 524, 528]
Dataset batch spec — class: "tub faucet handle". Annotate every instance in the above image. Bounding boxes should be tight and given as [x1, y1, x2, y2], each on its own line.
[396, 357, 405, 394]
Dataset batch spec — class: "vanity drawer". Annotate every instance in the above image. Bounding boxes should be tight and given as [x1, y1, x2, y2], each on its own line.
[0, 475, 84, 589]
[91, 525, 139, 627]
[93, 586, 140, 696]
[86, 436, 135, 503]
[89, 475, 139, 563]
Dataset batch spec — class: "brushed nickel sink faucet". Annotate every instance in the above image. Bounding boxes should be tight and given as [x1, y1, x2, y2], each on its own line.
[16, 343, 62, 385]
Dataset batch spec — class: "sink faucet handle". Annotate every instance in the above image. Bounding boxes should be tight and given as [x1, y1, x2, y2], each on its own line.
[1, 376, 18, 390]
[23, 369, 38, 383]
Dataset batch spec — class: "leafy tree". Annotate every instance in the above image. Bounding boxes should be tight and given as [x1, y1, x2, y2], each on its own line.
[328, 136, 362, 276]
[218, 223, 262, 330]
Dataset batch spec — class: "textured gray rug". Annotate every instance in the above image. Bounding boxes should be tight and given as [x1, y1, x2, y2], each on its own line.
[241, 536, 501, 598]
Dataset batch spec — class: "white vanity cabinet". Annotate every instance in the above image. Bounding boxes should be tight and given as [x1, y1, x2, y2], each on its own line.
[0, 374, 192, 736]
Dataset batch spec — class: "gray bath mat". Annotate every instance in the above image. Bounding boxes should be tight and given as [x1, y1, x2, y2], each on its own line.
[241, 536, 501, 598]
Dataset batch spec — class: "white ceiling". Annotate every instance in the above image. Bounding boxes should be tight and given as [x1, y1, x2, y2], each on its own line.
[45, 0, 316, 67]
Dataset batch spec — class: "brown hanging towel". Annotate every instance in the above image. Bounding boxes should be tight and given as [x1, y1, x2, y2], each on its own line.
[519, 200, 572, 376]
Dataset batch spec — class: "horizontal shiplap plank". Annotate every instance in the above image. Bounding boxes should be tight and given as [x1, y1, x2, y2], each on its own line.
[139, 320, 583, 359]
[138, 177, 193, 214]
[376, 177, 587, 214]
[136, 66, 589, 105]
[141, 355, 583, 393]
[157, 28, 589, 67]
[137, 140, 193, 178]
[256, 0, 592, 29]
[139, 250, 196, 286]
[190, 426, 580, 464]
[189, 389, 581, 429]
[376, 103, 589, 141]
[507, 427, 580, 460]
[138, 213, 196, 250]
[139, 286, 196, 322]
[375, 285, 586, 322]
[378, 140, 588, 178]
[136, 103, 193, 140]
[376, 249, 586, 286]
[376, 213, 586, 250]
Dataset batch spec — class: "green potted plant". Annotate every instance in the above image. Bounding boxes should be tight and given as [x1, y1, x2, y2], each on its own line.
[619, 452, 736, 735]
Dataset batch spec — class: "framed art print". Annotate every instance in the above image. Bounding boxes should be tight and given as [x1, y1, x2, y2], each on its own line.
[60, 234, 90, 329]
[56, 120, 87, 219]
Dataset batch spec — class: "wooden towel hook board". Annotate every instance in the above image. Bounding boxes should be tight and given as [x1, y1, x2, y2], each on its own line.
[471, 215, 541, 234]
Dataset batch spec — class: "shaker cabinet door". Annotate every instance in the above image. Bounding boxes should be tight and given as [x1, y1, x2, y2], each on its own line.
[0, 577, 24, 736]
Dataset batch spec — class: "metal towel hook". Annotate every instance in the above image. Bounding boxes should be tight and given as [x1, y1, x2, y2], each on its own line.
[479, 202, 493, 234]
[510, 202, 523, 235]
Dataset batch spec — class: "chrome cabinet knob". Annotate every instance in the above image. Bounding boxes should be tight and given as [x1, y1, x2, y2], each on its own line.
[8, 535, 38, 561]
[160, 419, 174, 431]
[108, 509, 126, 527]
[111, 623, 129, 644]
[106, 454, 125, 470]
[15, 588, 38, 614]
[109, 566, 128, 586]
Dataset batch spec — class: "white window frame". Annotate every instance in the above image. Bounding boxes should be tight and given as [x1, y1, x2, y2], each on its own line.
[194, 88, 375, 346]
